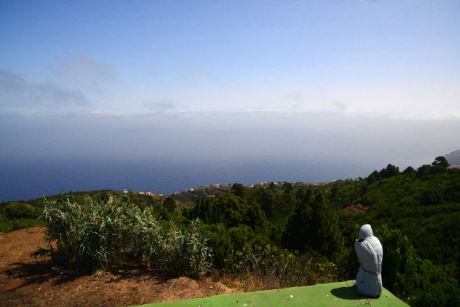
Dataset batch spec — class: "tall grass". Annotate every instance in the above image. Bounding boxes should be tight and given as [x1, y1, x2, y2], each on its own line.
[43, 195, 212, 277]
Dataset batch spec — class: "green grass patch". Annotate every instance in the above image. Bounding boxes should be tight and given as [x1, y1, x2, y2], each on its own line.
[139, 281, 407, 307]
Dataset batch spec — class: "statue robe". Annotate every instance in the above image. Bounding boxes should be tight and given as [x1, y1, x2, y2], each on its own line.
[355, 224, 383, 297]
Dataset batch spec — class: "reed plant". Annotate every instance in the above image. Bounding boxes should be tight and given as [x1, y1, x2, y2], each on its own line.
[43, 195, 212, 277]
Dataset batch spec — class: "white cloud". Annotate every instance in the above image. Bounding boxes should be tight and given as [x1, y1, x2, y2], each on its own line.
[0, 70, 88, 109]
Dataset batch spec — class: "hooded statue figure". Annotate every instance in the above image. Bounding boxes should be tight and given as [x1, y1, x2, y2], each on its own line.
[355, 224, 383, 297]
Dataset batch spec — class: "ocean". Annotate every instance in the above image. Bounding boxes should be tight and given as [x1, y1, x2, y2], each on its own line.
[0, 157, 372, 202]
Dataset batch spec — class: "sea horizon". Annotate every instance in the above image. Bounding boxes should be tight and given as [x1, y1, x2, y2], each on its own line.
[0, 155, 431, 202]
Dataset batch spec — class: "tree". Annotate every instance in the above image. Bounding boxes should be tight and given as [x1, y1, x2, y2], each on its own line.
[282, 182, 293, 193]
[211, 193, 249, 227]
[367, 170, 380, 184]
[417, 164, 432, 177]
[309, 192, 344, 260]
[282, 198, 311, 252]
[379, 164, 400, 178]
[432, 156, 449, 170]
[403, 166, 416, 175]
[260, 190, 275, 219]
[163, 197, 176, 212]
[245, 202, 267, 230]
[282, 192, 344, 260]
[231, 183, 245, 198]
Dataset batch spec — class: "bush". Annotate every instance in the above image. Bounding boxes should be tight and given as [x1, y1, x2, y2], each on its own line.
[141, 220, 212, 277]
[43, 195, 212, 277]
[4, 202, 38, 219]
[0, 217, 12, 232]
[228, 244, 338, 288]
[375, 225, 460, 306]
[412, 276, 460, 307]
[0, 202, 43, 232]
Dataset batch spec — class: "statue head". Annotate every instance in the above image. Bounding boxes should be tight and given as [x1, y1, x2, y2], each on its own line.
[359, 224, 373, 240]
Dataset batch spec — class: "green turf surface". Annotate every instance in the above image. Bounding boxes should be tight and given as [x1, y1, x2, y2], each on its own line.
[139, 280, 408, 307]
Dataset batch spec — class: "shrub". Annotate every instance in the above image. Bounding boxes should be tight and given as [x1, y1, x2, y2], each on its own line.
[0, 217, 12, 232]
[228, 244, 338, 288]
[43, 195, 212, 277]
[375, 225, 460, 306]
[140, 220, 212, 277]
[4, 202, 38, 219]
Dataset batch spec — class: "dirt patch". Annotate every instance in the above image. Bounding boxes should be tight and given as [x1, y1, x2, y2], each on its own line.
[341, 203, 369, 213]
[0, 227, 236, 306]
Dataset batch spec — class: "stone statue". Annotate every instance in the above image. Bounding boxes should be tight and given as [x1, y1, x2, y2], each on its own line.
[355, 224, 383, 297]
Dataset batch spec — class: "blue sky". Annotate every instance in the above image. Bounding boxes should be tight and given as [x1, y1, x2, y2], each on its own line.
[1, 0, 459, 117]
[1, 0, 460, 190]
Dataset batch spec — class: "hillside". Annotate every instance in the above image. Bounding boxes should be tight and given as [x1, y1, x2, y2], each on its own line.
[1, 156, 460, 306]
[446, 149, 460, 167]
[170, 181, 316, 204]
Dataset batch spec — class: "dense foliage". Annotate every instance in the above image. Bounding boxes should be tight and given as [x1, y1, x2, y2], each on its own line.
[182, 158, 460, 305]
[375, 225, 460, 306]
[282, 191, 344, 260]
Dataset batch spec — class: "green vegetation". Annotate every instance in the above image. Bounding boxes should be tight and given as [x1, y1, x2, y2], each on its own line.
[2, 156, 460, 306]
[185, 158, 460, 306]
[282, 191, 344, 260]
[43, 195, 211, 277]
[0, 201, 44, 232]
[142, 280, 407, 307]
[0, 190, 161, 233]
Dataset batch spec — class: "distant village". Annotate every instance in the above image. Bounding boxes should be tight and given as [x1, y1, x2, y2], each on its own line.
[119, 180, 339, 202]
